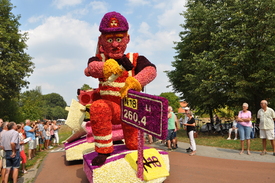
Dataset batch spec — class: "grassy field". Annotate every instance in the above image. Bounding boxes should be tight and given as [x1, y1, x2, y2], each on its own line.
[49, 125, 273, 152]
[58, 125, 74, 143]
[177, 128, 274, 152]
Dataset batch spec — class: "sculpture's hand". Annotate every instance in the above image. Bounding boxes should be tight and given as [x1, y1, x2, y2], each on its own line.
[120, 76, 142, 98]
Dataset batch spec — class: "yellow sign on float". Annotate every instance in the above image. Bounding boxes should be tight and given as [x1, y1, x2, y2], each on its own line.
[123, 97, 138, 110]
[125, 148, 169, 181]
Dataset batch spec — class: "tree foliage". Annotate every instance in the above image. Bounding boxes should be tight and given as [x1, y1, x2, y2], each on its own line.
[0, 98, 21, 122]
[80, 84, 93, 90]
[42, 93, 67, 119]
[43, 93, 67, 108]
[19, 86, 45, 121]
[167, 0, 275, 117]
[18, 87, 68, 121]
[159, 92, 180, 113]
[0, 0, 34, 100]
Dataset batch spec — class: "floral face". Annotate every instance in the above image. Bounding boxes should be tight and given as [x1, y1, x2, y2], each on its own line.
[99, 32, 130, 59]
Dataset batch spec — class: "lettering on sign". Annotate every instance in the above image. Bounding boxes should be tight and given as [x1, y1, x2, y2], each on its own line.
[123, 97, 138, 110]
[136, 156, 162, 173]
[121, 90, 168, 140]
[123, 109, 147, 126]
[145, 104, 151, 112]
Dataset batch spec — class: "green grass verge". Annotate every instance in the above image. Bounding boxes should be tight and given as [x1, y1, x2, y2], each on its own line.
[58, 125, 73, 143]
[177, 129, 274, 152]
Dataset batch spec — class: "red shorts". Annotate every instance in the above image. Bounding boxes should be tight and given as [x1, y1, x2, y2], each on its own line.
[20, 150, 27, 164]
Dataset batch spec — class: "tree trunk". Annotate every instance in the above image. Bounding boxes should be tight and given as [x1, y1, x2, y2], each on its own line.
[209, 106, 214, 125]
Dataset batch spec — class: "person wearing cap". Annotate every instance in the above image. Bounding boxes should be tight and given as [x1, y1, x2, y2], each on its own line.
[183, 107, 194, 152]
[84, 11, 157, 166]
[257, 100, 275, 156]
[237, 103, 252, 155]
[184, 111, 197, 156]
[183, 107, 190, 124]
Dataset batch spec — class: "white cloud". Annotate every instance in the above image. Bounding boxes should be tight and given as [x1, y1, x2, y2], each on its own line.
[127, 0, 185, 59]
[128, 30, 178, 59]
[137, 22, 152, 36]
[26, 16, 98, 55]
[20, 0, 187, 105]
[28, 15, 45, 24]
[69, 7, 89, 17]
[35, 82, 55, 91]
[53, 0, 83, 9]
[88, 1, 109, 13]
[24, 15, 100, 104]
[154, 2, 166, 9]
[157, 0, 187, 30]
[127, 0, 150, 6]
[145, 63, 173, 96]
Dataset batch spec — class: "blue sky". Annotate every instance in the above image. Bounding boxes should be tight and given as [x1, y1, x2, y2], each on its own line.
[10, 0, 187, 105]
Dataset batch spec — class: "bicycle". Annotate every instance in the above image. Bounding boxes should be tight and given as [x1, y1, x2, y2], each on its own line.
[221, 120, 233, 135]
[200, 121, 211, 135]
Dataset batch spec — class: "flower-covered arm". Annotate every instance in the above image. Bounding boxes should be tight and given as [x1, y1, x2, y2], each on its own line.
[134, 66, 156, 87]
[134, 55, 157, 87]
[119, 56, 157, 98]
[84, 57, 105, 78]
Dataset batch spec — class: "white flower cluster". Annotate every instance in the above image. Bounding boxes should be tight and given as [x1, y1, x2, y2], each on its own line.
[66, 142, 95, 161]
[92, 154, 169, 183]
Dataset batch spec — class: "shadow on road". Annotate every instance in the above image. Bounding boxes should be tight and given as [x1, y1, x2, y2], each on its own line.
[76, 168, 89, 183]
[62, 154, 83, 166]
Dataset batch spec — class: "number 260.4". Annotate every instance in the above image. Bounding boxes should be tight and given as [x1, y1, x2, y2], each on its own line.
[123, 109, 146, 126]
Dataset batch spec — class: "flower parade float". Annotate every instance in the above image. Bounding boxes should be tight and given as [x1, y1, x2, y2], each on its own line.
[81, 11, 170, 182]
[64, 89, 124, 161]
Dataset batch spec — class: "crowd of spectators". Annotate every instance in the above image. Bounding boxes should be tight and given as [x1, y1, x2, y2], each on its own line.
[145, 100, 275, 157]
[0, 119, 60, 183]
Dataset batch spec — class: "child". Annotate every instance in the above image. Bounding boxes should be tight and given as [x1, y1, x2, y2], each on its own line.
[17, 124, 28, 174]
[227, 116, 238, 140]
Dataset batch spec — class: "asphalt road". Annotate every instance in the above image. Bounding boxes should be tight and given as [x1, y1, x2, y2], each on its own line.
[29, 142, 275, 183]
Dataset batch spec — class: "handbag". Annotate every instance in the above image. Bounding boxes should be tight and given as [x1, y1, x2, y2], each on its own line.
[193, 131, 198, 138]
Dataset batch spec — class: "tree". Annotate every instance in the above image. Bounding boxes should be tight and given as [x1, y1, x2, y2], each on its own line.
[208, 0, 275, 115]
[0, 98, 21, 122]
[80, 84, 93, 90]
[159, 92, 180, 113]
[42, 93, 67, 119]
[43, 93, 67, 108]
[167, 0, 221, 121]
[51, 106, 68, 119]
[167, 0, 275, 118]
[0, 0, 34, 101]
[18, 86, 45, 121]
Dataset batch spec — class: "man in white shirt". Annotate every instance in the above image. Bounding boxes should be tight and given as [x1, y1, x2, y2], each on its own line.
[257, 100, 275, 156]
[0, 122, 8, 181]
[2, 122, 20, 183]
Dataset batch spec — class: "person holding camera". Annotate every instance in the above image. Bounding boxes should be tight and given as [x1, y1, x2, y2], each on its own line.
[184, 111, 196, 156]
[24, 119, 37, 160]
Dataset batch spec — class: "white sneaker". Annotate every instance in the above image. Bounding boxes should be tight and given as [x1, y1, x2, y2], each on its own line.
[234, 138, 237, 140]
[227, 137, 231, 140]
